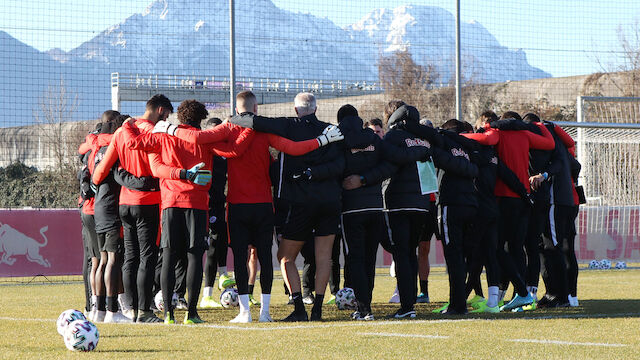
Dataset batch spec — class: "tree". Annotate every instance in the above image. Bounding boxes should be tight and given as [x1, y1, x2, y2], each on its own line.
[34, 77, 79, 173]
[594, 20, 640, 96]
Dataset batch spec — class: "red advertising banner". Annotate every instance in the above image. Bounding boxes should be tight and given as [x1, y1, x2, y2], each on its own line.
[1, 207, 639, 278]
[0, 209, 84, 277]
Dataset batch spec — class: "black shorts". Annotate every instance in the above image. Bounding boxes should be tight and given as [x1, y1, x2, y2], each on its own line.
[97, 228, 122, 253]
[227, 203, 274, 248]
[419, 202, 438, 242]
[161, 207, 208, 250]
[281, 202, 341, 241]
[81, 212, 100, 258]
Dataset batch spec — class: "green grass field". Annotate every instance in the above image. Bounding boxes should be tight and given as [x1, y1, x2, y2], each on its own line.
[1, 267, 639, 359]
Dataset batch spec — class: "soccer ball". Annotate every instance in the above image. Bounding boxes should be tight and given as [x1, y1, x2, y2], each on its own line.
[615, 261, 627, 269]
[588, 260, 600, 270]
[63, 319, 99, 352]
[600, 259, 612, 270]
[220, 288, 239, 308]
[154, 291, 178, 312]
[335, 287, 357, 310]
[56, 309, 86, 336]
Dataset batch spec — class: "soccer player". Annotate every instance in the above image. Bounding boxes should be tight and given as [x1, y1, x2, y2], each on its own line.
[381, 103, 434, 318]
[164, 91, 342, 322]
[90, 117, 128, 323]
[229, 92, 345, 321]
[93, 94, 177, 323]
[365, 118, 385, 139]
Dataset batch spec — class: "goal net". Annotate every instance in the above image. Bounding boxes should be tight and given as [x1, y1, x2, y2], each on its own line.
[559, 96, 640, 262]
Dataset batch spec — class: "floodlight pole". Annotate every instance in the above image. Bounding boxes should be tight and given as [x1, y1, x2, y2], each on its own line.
[229, 0, 236, 116]
[455, 0, 462, 121]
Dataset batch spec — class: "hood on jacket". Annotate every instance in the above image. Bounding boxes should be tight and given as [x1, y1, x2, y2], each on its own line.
[339, 115, 377, 149]
[387, 105, 420, 129]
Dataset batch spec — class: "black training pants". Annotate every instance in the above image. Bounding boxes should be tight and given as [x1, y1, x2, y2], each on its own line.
[441, 205, 476, 313]
[204, 208, 228, 288]
[120, 204, 160, 311]
[540, 204, 572, 300]
[525, 202, 549, 288]
[388, 210, 426, 311]
[497, 197, 530, 296]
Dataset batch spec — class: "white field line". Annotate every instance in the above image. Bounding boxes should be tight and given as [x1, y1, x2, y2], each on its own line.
[359, 332, 448, 339]
[2, 311, 640, 331]
[509, 339, 627, 347]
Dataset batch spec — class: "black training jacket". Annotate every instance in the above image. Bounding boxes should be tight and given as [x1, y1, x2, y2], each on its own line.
[382, 106, 433, 211]
[232, 112, 344, 204]
[474, 143, 528, 219]
[403, 121, 478, 208]
[339, 115, 426, 214]
[547, 126, 575, 207]
[92, 145, 122, 234]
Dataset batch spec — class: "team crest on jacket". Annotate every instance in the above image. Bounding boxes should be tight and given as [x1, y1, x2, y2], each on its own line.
[350, 145, 376, 153]
[405, 138, 431, 148]
[490, 156, 498, 165]
[451, 148, 470, 160]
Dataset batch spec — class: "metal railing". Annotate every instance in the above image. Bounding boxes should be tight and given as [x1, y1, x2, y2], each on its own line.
[111, 73, 382, 95]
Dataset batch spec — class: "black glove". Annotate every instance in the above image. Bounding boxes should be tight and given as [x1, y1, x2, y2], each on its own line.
[292, 168, 312, 181]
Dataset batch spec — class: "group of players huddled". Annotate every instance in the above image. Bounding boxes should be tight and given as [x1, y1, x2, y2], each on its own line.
[77, 90, 582, 324]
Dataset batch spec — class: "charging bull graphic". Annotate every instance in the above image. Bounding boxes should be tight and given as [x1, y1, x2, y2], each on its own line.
[0, 223, 51, 268]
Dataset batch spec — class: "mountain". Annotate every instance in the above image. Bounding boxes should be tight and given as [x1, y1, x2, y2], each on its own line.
[346, 5, 550, 83]
[0, 0, 549, 126]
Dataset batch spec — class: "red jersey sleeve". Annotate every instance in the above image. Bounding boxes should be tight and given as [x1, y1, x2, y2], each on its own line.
[526, 123, 555, 150]
[174, 123, 232, 144]
[211, 127, 255, 158]
[92, 139, 118, 185]
[267, 133, 320, 155]
[148, 153, 182, 180]
[461, 129, 499, 146]
[78, 134, 97, 154]
[553, 125, 575, 148]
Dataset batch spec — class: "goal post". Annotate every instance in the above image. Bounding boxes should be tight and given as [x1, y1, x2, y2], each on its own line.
[552, 96, 640, 262]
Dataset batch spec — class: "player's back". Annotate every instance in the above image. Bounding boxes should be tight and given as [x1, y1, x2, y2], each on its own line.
[494, 130, 531, 198]
[113, 119, 161, 205]
[227, 129, 273, 205]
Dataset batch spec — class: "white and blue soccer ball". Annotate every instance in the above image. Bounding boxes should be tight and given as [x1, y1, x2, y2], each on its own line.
[600, 259, 612, 270]
[220, 288, 239, 308]
[154, 291, 178, 312]
[56, 309, 86, 336]
[588, 260, 600, 270]
[63, 319, 99, 352]
[335, 287, 357, 310]
[615, 261, 627, 269]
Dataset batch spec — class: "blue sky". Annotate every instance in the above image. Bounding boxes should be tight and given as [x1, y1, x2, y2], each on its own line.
[1, 0, 638, 77]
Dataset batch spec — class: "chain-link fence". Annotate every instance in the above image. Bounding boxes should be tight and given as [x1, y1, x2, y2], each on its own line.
[0, 0, 638, 205]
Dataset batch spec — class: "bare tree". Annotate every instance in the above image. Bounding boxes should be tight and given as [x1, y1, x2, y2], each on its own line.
[34, 77, 78, 173]
[594, 19, 640, 96]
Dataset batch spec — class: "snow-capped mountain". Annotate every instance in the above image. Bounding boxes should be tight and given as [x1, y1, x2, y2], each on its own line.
[0, 0, 549, 126]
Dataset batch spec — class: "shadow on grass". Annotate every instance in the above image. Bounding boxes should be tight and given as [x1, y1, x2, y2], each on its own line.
[97, 349, 185, 353]
[101, 334, 156, 338]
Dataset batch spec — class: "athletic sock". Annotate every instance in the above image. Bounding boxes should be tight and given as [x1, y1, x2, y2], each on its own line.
[118, 293, 131, 310]
[527, 286, 538, 298]
[248, 284, 255, 295]
[498, 289, 506, 303]
[487, 286, 499, 308]
[97, 295, 107, 311]
[313, 294, 324, 311]
[202, 286, 213, 298]
[91, 295, 98, 309]
[260, 294, 271, 315]
[218, 267, 227, 277]
[420, 280, 429, 295]
[292, 292, 305, 313]
[107, 296, 119, 312]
